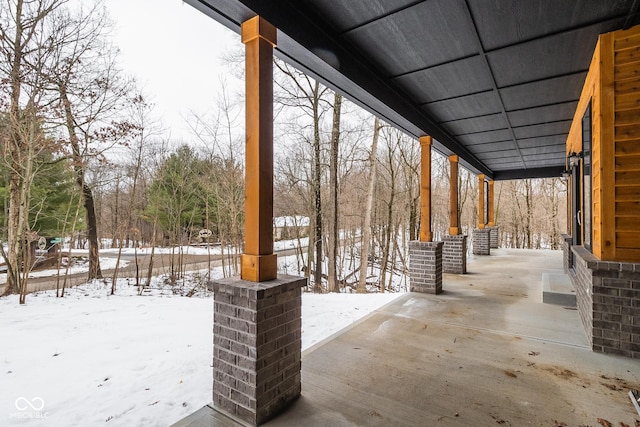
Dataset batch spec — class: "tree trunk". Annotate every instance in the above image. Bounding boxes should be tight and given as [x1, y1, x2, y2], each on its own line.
[525, 179, 532, 249]
[357, 117, 381, 293]
[328, 93, 342, 292]
[312, 82, 323, 292]
[59, 84, 103, 280]
[3, 0, 25, 297]
[380, 179, 395, 293]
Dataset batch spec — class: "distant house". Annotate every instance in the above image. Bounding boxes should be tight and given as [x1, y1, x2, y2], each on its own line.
[273, 216, 309, 241]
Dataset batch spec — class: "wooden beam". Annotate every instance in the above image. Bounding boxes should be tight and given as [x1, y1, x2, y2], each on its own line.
[601, 32, 616, 260]
[419, 136, 432, 242]
[478, 174, 485, 229]
[241, 16, 278, 282]
[449, 155, 460, 235]
[488, 180, 495, 227]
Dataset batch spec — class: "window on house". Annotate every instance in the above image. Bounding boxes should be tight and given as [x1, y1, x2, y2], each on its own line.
[582, 102, 592, 251]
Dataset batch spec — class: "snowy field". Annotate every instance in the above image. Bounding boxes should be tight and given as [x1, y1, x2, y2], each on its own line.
[0, 264, 401, 426]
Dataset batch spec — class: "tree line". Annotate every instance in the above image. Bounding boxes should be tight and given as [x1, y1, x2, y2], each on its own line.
[270, 61, 567, 293]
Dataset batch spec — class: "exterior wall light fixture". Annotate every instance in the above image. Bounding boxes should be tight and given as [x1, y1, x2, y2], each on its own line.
[568, 152, 582, 168]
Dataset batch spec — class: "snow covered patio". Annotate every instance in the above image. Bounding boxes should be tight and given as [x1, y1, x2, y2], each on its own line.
[176, 249, 640, 426]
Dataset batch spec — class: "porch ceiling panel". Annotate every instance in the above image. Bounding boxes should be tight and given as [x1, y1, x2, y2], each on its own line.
[423, 91, 502, 123]
[512, 121, 575, 139]
[444, 113, 508, 136]
[517, 135, 569, 149]
[467, 140, 518, 154]
[341, 0, 479, 77]
[507, 102, 578, 128]
[185, 0, 640, 180]
[393, 56, 494, 105]
[521, 147, 568, 158]
[458, 129, 514, 145]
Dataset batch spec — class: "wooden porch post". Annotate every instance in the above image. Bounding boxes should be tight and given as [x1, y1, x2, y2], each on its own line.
[488, 180, 495, 227]
[419, 136, 433, 242]
[478, 174, 485, 229]
[241, 16, 277, 282]
[449, 155, 460, 235]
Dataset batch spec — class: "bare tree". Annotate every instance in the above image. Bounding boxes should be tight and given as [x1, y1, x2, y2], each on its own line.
[110, 95, 154, 293]
[46, 2, 136, 281]
[327, 92, 342, 292]
[274, 61, 332, 291]
[357, 116, 381, 293]
[0, 0, 67, 300]
[188, 79, 245, 277]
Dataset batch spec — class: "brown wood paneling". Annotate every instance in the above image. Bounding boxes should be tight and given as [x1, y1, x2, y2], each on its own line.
[615, 107, 640, 125]
[615, 216, 640, 231]
[615, 139, 640, 155]
[615, 247, 640, 261]
[615, 154, 640, 171]
[615, 185, 640, 200]
[615, 91, 640, 110]
[614, 47, 640, 65]
[614, 76, 640, 95]
[614, 32, 640, 50]
[615, 123, 640, 140]
[615, 231, 640, 248]
[615, 201, 640, 215]
[567, 25, 640, 261]
[614, 62, 640, 81]
[616, 170, 640, 185]
[601, 32, 616, 260]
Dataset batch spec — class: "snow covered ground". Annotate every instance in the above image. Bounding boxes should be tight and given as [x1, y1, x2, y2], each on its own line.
[0, 258, 128, 283]
[0, 238, 307, 286]
[0, 265, 401, 426]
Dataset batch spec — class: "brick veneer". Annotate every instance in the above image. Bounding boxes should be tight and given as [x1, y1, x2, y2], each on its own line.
[409, 241, 443, 294]
[561, 234, 573, 274]
[569, 246, 594, 347]
[570, 246, 640, 359]
[212, 275, 307, 425]
[472, 228, 490, 255]
[488, 226, 499, 249]
[443, 235, 467, 274]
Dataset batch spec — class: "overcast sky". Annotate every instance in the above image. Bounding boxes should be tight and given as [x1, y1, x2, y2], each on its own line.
[104, 0, 243, 141]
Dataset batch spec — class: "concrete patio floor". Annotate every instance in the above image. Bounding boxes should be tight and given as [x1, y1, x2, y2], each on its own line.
[174, 248, 640, 426]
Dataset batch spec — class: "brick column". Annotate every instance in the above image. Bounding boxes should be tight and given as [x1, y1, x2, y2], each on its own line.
[409, 241, 443, 294]
[472, 228, 490, 255]
[488, 226, 499, 249]
[442, 235, 467, 274]
[569, 246, 640, 359]
[212, 275, 307, 425]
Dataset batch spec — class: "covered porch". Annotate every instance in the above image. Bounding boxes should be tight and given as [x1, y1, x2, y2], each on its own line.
[175, 1, 640, 424]
[175, 248, 640, 426]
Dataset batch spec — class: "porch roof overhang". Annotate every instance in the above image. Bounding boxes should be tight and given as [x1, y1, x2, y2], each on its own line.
[185, 0, 640, 180]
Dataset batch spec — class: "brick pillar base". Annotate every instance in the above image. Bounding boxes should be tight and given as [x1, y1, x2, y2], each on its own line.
[409, 241, 443, 294]
[570, 247, 640, 359]
[488, 226, 499, 249]
[443, 235, 467, 274]
[472, 228, 490, 255]
[212, 275, 307, 426]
